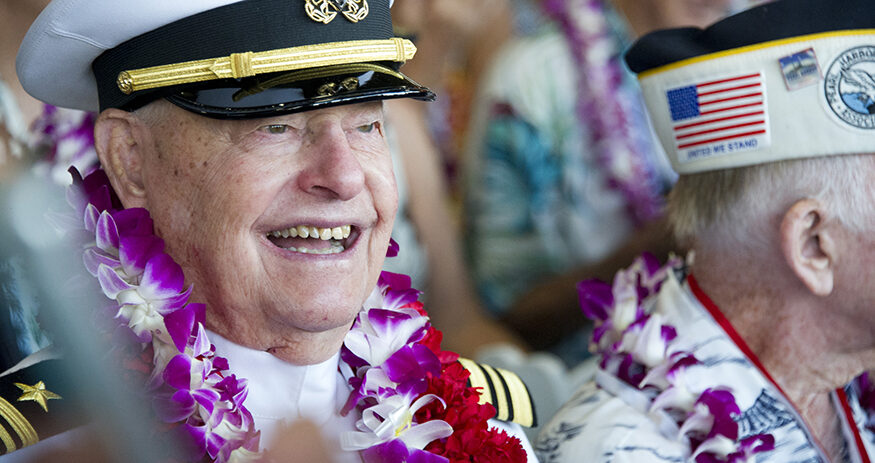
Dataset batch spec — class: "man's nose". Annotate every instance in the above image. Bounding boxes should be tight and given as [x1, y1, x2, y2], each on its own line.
[296, 122, 366, 201]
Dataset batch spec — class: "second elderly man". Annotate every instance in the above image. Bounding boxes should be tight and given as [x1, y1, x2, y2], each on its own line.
[537, 0, 875, 461]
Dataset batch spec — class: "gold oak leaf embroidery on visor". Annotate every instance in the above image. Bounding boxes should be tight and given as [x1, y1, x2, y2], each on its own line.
[305, 0, 369, 24]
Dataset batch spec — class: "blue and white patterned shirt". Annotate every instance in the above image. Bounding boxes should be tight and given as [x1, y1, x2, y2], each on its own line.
[536, 271, 875, 463]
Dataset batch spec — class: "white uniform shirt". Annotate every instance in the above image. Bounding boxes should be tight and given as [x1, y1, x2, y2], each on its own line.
[211, 331, 539, 462]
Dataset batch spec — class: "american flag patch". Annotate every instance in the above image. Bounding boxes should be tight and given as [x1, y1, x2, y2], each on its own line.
[666, 72, 770, 163]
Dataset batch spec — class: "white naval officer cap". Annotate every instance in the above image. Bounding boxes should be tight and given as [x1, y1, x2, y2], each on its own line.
[17, 0, 430, 119]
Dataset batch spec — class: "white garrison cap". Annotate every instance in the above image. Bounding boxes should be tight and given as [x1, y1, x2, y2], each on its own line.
[626, 0, 875, 174]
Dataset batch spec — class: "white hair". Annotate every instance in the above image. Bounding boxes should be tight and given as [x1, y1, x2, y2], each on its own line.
[132, 100, 172, 127]
[668, 154, 875, 250]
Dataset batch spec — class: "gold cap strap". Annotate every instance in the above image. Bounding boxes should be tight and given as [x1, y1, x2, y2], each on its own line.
[458, 358, 537, 428]
[117, 38, 417, 95]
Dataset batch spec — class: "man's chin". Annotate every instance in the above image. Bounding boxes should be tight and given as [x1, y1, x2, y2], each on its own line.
[272, 296, 363, 335]
[205, 311, 356, 366]
[264, 326, 354, 366]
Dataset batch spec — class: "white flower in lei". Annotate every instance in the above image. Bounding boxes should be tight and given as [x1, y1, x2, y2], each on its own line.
[578, 253, 776, 462]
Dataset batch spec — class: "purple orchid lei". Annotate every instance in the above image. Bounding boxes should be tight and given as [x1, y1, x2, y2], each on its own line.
[65, 166, 481, 463]
[67, 167, 261, 462]
[541, 0, 665, 225]
[30, 105, 98, 185]
[578, 254, 775, 463]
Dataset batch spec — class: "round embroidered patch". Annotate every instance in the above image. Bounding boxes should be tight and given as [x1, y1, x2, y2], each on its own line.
[824, 45, 875, 129]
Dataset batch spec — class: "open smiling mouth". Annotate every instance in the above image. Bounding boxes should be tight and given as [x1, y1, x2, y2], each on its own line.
[266, 224, 357, 255]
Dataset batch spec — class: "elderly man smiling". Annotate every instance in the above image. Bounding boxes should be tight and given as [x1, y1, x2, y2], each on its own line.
[535, 0, 875, 462]
[6, 0, 537, 461]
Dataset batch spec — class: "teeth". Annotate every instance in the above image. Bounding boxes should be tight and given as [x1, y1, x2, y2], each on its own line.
[282, 242, 345, 255]
[267, 224, 354, 252]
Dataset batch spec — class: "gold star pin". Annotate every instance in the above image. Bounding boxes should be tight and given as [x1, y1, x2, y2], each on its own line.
[15, 381, 62, 412]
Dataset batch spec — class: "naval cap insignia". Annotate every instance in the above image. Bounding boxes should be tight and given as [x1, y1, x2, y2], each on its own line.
[305, 0, 369, 24]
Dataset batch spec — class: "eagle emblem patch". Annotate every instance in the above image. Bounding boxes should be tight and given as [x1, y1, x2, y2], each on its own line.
[824, 46, 875, 129]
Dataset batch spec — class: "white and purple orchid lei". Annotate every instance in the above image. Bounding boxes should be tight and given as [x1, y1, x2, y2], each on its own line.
[30, 105, 99, 185]
[65, 167, 514, 463]
[578, 254, 775, 463]
[338, 266, 455, 462]
[68, 168, 260, 462]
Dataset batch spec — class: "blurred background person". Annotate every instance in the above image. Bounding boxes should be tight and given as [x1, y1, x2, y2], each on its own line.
[0, 0, 45, 168]
[461, 0, 735, 363]
[384, 0, 531, 355]
[1, 3, 120, 460]
[1, 0, 98, 377]
[1, 0, 53, 378]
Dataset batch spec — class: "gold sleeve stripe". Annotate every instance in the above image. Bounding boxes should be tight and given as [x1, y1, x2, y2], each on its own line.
[493, 365, 535, 428]
[479, 364, 511, 422]
[0, 420, 15, 454]
[458, 357, 492, 405]
[457, 358, 537, 428]
[0, 396, 38, 452]
[117, 37, 417, 95]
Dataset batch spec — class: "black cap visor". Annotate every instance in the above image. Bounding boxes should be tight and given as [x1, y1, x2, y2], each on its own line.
[164, 63, 434, 119]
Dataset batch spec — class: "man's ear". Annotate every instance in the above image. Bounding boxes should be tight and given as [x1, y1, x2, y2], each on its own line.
[779, 198, 836, 296]
[94, 109, 150, 209]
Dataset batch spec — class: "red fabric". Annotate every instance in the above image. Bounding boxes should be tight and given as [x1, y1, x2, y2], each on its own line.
[836, 388, 872, 463]
[687, 275, 790, 399]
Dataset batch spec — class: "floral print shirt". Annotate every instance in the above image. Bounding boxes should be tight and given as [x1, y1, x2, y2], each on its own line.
[535, 270, 875, 463]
